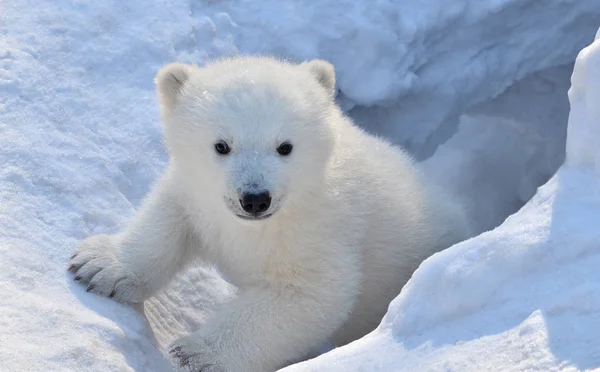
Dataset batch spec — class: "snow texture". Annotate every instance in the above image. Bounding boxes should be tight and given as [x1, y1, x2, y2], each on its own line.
[283, 30, 600, 372]
[1, 0, 599, 370]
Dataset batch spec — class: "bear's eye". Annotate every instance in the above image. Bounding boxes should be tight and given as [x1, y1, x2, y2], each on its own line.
[277, 142, 293, 156]
[215, 141, 231, 155]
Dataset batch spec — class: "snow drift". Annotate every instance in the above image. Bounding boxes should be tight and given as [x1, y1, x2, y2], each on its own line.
[1, 0, 599, 371]
[283, 29, 600, 372]
[185, 0, 600, 158]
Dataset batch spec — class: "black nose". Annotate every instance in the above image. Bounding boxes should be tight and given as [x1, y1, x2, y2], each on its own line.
[240, 192, 271, 214]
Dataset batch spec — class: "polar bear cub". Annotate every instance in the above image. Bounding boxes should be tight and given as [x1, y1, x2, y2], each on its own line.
[69, 56, 471, 371]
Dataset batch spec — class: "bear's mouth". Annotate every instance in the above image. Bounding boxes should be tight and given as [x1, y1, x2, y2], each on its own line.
[235, 212, 275, 221]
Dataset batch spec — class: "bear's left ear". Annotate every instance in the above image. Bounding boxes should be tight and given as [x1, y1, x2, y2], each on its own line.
[155, 63, 195, 112]
[301, 59, 336, 97]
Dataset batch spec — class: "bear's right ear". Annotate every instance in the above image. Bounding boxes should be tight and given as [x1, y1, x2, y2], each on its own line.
[300, 59, 336, 98]
[155, 63, 194, 111]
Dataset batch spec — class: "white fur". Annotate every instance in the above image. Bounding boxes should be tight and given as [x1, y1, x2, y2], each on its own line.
[70, 56, 471, 372]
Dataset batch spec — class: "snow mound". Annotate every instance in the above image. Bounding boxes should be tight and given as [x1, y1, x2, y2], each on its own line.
[566, 31, 600, 172]
[283, 31, 600, 372]
[188, 0, 600, 157]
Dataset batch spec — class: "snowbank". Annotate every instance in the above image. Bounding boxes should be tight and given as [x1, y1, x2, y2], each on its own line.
[1, 0, 599, 371]
[0, 1, 188, 370]
[182, 0, 600, 157]
[283, 30, 600, 372]
[421, 64, 572, 234]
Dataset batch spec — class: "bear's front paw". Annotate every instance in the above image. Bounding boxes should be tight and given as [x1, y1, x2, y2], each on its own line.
[68, 235, 147, 303]
[167, 334, 227, 372]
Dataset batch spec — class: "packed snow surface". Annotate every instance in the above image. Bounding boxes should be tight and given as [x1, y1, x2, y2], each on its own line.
[1, 0, 600, 370]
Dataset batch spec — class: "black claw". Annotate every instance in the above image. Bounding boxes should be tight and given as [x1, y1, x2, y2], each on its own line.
[74, 276, 81, 281]
[178, 356, 190, 367]
[70, 253, 77, 260]
[86, 284, 95, 292]
[197, 363, 215, 371]
[67, 264, 76, 272]
[109, 289, 116, 298]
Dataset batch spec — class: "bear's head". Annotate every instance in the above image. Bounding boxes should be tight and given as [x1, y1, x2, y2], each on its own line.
[155, 56, 338, 222]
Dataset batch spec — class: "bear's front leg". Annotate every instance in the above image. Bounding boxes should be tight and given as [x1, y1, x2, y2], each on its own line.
[69, 173, 200, 303]
[68, 234, 149, 302]
[167, 282, 356, 372]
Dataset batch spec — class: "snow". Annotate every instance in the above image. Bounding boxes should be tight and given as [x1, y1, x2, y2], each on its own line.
[421, 64, 572, 234]
[1, 0, 599, 371]
[282, 31, 600, 372]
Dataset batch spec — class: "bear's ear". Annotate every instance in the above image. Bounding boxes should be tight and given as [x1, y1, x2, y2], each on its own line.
[155, 63, 195, 111]
[301, 59, 336, 97]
